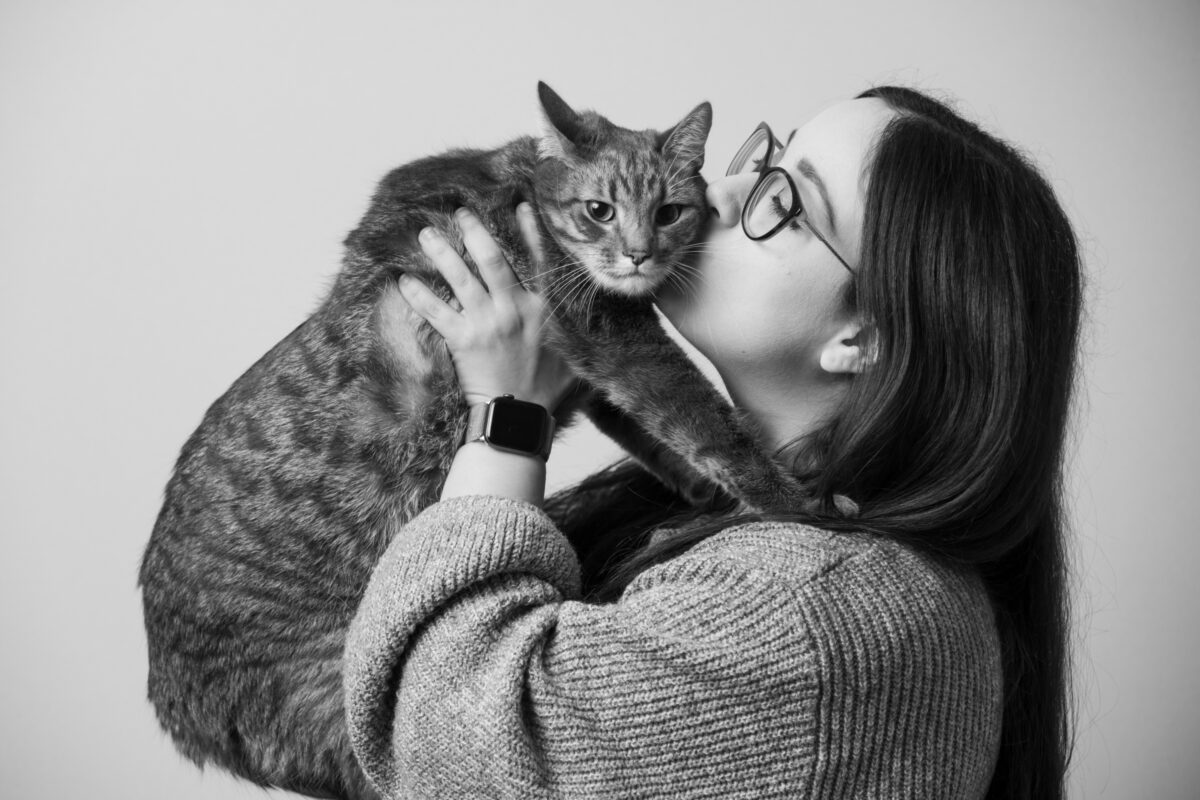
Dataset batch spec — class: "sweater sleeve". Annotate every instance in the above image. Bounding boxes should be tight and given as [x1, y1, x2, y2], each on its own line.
[343, 495, 819, 799]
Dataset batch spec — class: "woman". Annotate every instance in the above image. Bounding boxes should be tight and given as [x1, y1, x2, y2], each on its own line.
[349, 87, 1081, 799]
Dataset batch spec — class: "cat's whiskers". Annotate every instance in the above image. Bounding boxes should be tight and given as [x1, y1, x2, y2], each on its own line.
[665, 171, 698, 198]
[662, 274, 693, 303]
[540, 262, 595, 333]
[665, 261, 708, 297]
[544, 256, 590, 284]
[662, 242, 721, 275]
[661, 150, 685, 195]
[667, 259, 704, 277]
[576, 281, 596, 329]
[541, 266, 588, 304]
[539, 257, 581, 272]
[558, 273, 598, 332]
[670, 242, 718, 259]
[663, 174, 689, 198]
[672, 240, 716, 252]
[585, 280, 606, 328]
[662, 148, 701, 194]
[534, 259, 585, 282]
[676, 241, 743, 264]
[536, 253, 589, 287]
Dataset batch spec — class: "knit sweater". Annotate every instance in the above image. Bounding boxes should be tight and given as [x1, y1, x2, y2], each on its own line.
[344, 495, 1003, 799]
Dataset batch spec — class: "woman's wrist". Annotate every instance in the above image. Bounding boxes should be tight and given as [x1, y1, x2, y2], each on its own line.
[439, 441, 547, 507]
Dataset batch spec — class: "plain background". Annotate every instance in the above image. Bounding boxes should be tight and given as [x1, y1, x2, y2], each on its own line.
[2, 1, 1197, 797]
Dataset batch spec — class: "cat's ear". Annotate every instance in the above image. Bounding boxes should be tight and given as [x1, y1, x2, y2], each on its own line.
[537, 81, 583, 160]
[659, 101, 713, 171]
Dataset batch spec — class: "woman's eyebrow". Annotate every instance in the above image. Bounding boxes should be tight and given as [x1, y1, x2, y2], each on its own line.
[796, 158, 838, 239]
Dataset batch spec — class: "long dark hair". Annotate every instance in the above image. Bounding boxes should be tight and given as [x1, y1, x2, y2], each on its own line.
[548, 86, 1081, 800]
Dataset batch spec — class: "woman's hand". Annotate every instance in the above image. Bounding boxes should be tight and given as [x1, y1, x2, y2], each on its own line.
[399, 204, 575, 412]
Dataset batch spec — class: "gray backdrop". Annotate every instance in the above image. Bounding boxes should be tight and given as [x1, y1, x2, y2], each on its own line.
[2, 0, 1196, 797]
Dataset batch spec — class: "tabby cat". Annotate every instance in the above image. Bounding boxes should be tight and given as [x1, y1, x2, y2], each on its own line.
[140, 83, 805, 799]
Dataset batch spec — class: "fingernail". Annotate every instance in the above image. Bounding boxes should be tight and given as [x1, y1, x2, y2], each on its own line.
[455, 207, 472, 221]
[418, 227, 436, 244]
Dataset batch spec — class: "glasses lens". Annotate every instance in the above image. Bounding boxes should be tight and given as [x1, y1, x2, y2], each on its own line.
[743, 171, 798, 238]
[726, 125, 773, 176]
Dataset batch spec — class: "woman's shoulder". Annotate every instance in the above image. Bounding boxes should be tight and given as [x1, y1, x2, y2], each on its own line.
[665, 519, 1002, 780]
[656, 519, 998, 651]
[620, 517, 1003, 793]
[702, 519, 982, 590]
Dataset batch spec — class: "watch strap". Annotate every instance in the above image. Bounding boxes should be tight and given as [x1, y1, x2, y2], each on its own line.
[464, 400, 492, 445]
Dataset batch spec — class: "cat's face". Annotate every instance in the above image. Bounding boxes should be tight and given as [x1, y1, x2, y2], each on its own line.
[532, 84, 712, 299]
[534, 143, 708, 297]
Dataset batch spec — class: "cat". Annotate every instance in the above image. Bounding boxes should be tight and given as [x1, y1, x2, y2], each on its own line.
[139, 82, 806, 800]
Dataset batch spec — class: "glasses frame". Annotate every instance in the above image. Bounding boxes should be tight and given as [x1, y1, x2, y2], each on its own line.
[727, 122, 854, 273]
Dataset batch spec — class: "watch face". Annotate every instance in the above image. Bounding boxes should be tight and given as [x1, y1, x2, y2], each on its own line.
[486, 397, 550, 454]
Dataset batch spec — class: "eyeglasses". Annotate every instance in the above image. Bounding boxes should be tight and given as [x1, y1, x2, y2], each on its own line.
[725, 122, 854, 273]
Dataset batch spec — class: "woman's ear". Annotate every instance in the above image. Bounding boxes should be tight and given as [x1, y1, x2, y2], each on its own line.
[819, 322, 875, 375]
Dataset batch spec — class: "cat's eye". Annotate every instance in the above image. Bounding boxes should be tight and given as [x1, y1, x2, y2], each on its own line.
[585, 201, 615, 222]
[655, 204, 682, 225]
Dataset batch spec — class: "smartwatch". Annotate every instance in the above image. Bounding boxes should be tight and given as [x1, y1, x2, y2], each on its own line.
[463, 394, 555, 460]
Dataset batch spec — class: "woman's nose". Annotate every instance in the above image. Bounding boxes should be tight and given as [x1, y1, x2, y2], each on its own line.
[704, 173, 758, 229]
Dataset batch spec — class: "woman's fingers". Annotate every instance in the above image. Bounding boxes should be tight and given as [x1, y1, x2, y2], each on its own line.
[396, 206, 571, 410]
[456, 208, 522, 298]
[410, 207, 547, 345]
[516, 203, 548, 270]
[397, 272, 463, 341]
[418, 225, 490, 313]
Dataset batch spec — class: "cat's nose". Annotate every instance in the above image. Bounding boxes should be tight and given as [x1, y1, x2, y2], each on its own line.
[624, 250, 650, 266]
